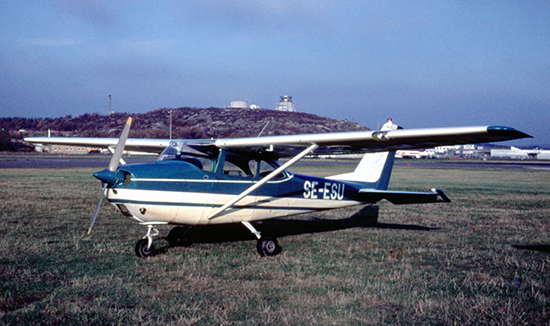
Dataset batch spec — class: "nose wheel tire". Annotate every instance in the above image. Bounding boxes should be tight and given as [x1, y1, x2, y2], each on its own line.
[257, 237, 281, 257]
[135, 239, 155, 258]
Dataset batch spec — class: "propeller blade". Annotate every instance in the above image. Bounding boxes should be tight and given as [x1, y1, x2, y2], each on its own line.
[108, 117, 132, 172]
[88, 188, 105, 234]
[88, 117, 132, 234]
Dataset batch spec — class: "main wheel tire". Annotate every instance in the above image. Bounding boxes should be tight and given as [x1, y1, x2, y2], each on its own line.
[256, 237, 281, 257]
[166, 227, 192, 247]
[135, 239, 155, 258]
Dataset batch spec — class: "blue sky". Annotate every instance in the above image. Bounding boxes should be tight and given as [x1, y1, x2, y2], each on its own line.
[1, 1, 548, 145]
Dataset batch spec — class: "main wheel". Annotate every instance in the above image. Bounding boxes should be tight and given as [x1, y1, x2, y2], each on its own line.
[166, 226, 192, 247]
[135, 239, 155, 258]
[256, 237, 281, 257]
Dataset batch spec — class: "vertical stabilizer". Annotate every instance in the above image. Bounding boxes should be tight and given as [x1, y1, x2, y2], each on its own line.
[327, 151, 396, 190]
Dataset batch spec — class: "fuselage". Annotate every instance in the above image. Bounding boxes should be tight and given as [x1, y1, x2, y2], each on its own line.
[104, 159, 372, 226]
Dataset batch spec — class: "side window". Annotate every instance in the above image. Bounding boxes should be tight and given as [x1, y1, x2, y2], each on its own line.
[217, 154, 286, 180]
[223, 161, 247, 177]
[199, 157, 213, 172]
[257, 160, 285, 179]
[248, 160, 258, 177]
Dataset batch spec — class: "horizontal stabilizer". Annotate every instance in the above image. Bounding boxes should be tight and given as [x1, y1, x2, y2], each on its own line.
[358, 188, 451, 205]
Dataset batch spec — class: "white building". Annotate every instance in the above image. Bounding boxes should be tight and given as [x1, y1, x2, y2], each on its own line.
[275, 95, 297, 112]
[230, 100, 249, 109]
[491, 147, 550, 160]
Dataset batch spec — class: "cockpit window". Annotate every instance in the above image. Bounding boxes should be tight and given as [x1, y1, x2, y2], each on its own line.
[222, 160, 250, 178]
[256, 160, 285, 179]
[222, 154, 254, 178]
[158, 141, 290, 179]
[222, 153, 287, 180]
[157, 145, 178, 161]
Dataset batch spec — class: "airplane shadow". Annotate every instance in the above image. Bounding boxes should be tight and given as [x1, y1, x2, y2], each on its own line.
[160, 206, 439, 250]
[512, 244, 550, 253]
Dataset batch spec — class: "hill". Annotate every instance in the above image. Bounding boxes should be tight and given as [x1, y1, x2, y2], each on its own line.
[1, 107, 369, 151]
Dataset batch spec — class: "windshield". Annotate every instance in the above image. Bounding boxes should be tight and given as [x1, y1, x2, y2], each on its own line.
[157, 141, 215, 172]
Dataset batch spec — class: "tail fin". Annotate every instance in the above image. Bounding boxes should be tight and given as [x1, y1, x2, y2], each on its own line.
[327, 151, 396, 190]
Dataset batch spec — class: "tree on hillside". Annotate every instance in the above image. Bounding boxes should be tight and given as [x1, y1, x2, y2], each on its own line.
[0, 129, 15, 151]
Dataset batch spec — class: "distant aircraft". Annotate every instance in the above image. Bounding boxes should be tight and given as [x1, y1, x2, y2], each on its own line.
[25, 119, 531, 258]
[395, 150, 436, 159]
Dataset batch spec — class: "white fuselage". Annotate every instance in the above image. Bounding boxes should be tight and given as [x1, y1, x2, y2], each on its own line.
[106, 175, 363, 226]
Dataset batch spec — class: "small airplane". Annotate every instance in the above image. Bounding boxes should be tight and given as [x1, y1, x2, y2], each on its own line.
[395, 150, 436, 159]
[25, 118, 531, 258]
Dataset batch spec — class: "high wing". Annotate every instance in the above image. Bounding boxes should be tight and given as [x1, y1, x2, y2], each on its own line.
[25, 125, 530, 156]
[212, 125, 531, 156]
[23, 137, 172, 154]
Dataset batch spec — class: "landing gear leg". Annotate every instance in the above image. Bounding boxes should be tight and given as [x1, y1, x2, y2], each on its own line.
[135, 225, 159, 258]
[242, 221, 281, 257]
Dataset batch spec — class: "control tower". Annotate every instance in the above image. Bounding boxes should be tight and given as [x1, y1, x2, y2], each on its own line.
[275, 95, 297, 112]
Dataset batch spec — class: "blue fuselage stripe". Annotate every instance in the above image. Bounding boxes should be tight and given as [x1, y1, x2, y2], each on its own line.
[109, 198, 342, 211]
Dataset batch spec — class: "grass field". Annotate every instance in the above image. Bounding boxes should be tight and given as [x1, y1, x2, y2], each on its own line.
[1, 163, 549, 325]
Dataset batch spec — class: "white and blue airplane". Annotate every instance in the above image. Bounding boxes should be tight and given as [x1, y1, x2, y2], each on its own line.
[25, 118, 531, 258]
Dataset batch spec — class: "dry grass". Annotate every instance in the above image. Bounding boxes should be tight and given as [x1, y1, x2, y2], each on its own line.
[1, 163, 549, 325]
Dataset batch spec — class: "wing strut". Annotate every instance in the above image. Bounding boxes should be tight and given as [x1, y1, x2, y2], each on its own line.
[208, 143, 319, 220]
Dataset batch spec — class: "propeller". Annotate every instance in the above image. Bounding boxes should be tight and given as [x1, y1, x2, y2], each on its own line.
[108, 117, 132, 172]
[87, 188, 105, 235]
[87, 117, 132, 234]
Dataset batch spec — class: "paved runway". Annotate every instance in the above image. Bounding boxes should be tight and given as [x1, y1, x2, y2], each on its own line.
[393, 160, 550, 170]
[2, 155, 549, 170]
[0, 156, 153, 169]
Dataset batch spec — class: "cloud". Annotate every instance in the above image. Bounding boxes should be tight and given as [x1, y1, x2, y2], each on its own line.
[46, 0, 121, 30]
[118, 39, 178, 56]
[166, 1, 334, 36]
[23, 38, 85, 46]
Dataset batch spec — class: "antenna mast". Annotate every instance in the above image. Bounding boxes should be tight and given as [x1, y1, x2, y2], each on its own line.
[109, 95, 113, 115]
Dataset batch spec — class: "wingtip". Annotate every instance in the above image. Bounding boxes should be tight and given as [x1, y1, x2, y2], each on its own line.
[487, 126, 532, 140]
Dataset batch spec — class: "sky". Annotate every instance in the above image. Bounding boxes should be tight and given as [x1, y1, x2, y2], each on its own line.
[1, 1, 549, 146]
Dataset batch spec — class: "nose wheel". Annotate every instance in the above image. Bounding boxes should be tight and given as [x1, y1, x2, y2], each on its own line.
[135, 225, 159, 258]
[135, 239, 155, 258]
